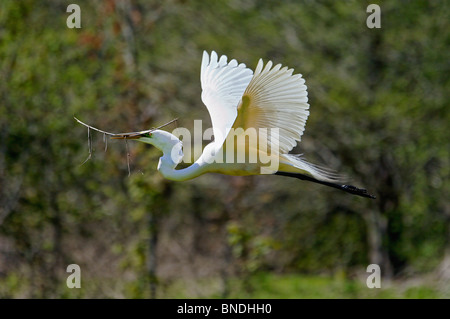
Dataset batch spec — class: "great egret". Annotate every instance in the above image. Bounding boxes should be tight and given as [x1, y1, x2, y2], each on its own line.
[76, 51, 375, 199]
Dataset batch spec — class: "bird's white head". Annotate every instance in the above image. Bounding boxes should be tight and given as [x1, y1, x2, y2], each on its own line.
[113, 129, 183, 165]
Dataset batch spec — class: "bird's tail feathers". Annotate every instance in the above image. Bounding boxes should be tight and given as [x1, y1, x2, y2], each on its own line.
[280, 154, 344, 183]
[277, 154, 375, 199]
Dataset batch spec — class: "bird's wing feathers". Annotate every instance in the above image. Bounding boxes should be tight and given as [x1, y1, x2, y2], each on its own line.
[233, 59, 310, 154]
[201, 51, 254, 149]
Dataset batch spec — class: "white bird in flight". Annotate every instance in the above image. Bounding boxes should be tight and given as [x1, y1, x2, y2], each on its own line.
[76, 51, 375, 198]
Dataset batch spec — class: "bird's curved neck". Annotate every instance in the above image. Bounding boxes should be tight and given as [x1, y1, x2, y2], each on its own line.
[158, 157, 204, 181]
[156, 137, 206, 182]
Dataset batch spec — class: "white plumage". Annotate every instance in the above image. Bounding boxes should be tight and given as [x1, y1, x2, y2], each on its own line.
[106, 51, 374, 198]
[200, 51, 254, 149]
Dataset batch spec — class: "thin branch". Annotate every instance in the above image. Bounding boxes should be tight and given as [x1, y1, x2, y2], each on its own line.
[148, 117, 179, 131]
[74, 117, 121, 136]
[74, 116, 178, 137]
[74, 116, 179, 174]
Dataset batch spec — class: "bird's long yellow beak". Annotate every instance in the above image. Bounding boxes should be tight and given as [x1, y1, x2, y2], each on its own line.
[111, 133, 143, 139]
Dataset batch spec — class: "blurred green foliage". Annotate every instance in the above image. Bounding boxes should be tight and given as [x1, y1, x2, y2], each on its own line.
[0, 0, 448, 298]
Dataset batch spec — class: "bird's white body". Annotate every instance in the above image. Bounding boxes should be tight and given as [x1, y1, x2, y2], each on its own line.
[135, 51, 339, 183]
[142, 130, 258, 181]
[143, 128, 335, 183]
[110, 51, 374, 198]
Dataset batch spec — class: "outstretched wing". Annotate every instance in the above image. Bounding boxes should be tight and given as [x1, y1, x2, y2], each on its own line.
[232, 59, 310, 155]
[201, 51, 254, 149]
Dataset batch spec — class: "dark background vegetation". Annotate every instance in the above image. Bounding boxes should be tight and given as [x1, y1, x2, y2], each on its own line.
[0, 0, 448, 298]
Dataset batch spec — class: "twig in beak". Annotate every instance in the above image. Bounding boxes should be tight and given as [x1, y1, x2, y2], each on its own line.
[74, 116, 178, 174]
[74, 116, 178, 139]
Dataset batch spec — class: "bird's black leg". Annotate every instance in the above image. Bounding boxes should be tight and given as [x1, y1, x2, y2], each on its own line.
[274, 171, 376, 199]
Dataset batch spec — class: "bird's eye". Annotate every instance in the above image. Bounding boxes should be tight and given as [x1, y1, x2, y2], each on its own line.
[144, 132, 152, 137]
